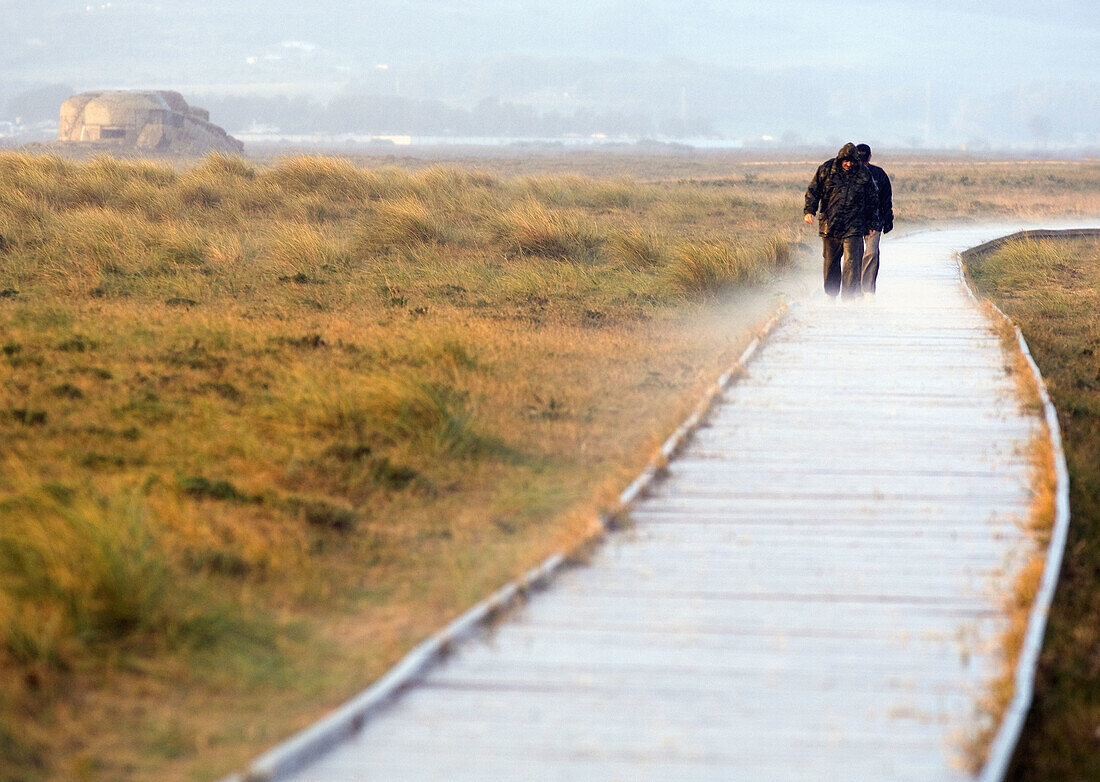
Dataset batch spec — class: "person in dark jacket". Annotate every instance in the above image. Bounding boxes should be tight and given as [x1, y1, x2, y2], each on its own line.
[855, 143, 893, 293]
[803, 142, 879, 297]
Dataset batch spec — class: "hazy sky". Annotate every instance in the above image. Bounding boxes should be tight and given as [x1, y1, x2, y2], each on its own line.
[5, 0, 1096, 84]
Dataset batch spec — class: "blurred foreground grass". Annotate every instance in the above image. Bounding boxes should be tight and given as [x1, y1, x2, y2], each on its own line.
[0, 152, 800, 781]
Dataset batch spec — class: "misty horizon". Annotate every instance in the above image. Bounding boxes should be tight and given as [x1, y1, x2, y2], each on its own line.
[2, 0, 1097, 150]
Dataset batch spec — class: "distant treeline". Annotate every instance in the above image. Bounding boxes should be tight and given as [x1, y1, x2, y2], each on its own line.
[0, 83, 711, 139]
[196, 93, 714, 138]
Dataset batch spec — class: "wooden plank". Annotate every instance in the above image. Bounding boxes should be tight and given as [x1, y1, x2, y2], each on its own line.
[253, 225, 1064, 782]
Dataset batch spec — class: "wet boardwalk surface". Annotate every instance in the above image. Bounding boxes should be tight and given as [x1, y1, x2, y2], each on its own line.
[279, 227, 1046, 781]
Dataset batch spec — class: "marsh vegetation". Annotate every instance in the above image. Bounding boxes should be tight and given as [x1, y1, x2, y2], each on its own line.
[1, 151, 1097, 780]
[0, 151, 801, 781]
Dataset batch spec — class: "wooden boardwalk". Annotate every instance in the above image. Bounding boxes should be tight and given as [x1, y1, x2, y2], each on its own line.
[255, 226, 1059, 781]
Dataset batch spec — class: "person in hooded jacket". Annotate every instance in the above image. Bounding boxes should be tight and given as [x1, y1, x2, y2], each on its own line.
[855, 143, 893, 293]
[802, 142, 879, 297]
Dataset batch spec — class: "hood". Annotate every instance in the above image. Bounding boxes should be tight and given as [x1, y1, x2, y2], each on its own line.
[836, 142, 860, 162]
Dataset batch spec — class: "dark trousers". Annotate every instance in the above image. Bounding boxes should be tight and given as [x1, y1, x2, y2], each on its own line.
[861, 231, 881, 293]
[822, 236, 865, 297]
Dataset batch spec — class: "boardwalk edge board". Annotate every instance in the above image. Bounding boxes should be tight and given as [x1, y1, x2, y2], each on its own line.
[957, 233, 1085, 782]
[222, 303, 789, 782]
[620, 304, 787, 507]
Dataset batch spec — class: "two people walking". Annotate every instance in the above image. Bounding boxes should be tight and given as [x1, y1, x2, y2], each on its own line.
[804, 143, 893, 297]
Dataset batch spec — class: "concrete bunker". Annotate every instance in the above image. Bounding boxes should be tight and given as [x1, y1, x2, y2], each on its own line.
[59, 90, 242, 153]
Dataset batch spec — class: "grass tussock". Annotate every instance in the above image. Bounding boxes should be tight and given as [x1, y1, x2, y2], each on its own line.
[317, 374, 489, 457]
[0, 473, 270, 780]
[0, 481, 252, 663]
[261, 223, 342, 277]
[964, 235, 1100, 780]
[670, 234, 792, 295]
[266, 155, 372, 199]
[493, 199, 602, 261]
[352, 197, 448, 252]
[608, 227, 669, 269]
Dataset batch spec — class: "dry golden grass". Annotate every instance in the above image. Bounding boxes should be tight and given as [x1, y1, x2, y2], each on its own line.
[606, 226, 668, 269]
[0, 150, 802, 782]
[959, 431, 1058, 773]
[306, 151, 1100, 230]
[2, 150, 1097, 781]
[980, 299, 1045, 415]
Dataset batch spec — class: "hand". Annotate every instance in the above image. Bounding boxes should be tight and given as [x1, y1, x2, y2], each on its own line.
[803, 213, 814, 225]
[869, 229, 877, 236]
